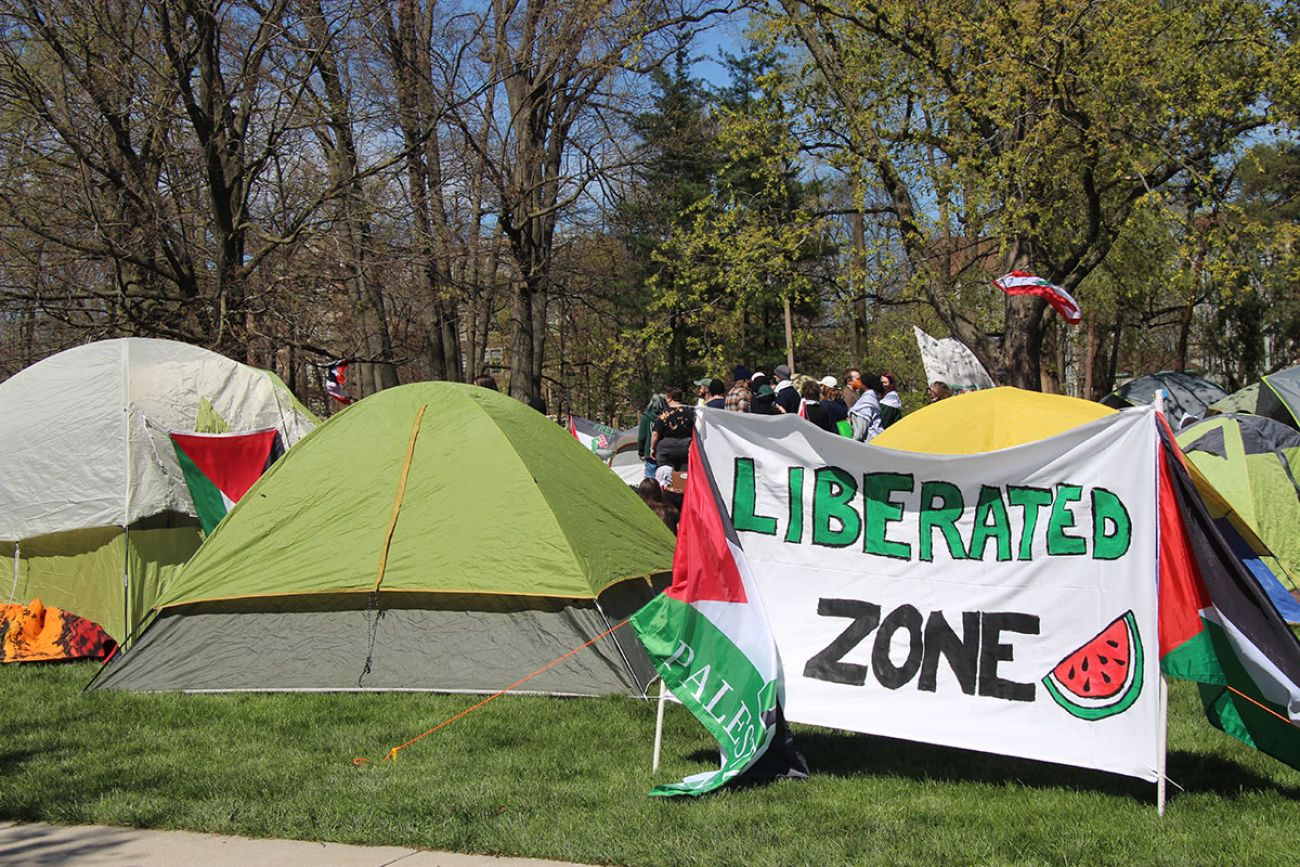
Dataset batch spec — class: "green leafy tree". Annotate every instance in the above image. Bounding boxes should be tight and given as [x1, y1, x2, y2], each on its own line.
[647, 47, 835, 377]
[613, 51, 722, 391]
[771, 0, 1294, 388]
[1199, 143, 1300, 386]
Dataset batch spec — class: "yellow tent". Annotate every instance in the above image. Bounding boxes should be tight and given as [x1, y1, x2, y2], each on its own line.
[872, 387, 1114, 454]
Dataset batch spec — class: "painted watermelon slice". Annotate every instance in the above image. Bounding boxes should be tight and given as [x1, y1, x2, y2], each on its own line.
[1042, 610, 1144, 721]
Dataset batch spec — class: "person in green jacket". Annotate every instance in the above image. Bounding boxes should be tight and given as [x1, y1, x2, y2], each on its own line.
[637, 393, 669, 479]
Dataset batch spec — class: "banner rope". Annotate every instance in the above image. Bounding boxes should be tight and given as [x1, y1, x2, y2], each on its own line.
[353, 619, 629, 767]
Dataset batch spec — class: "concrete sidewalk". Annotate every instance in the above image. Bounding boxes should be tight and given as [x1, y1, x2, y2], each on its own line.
[0, 821, 588, 866]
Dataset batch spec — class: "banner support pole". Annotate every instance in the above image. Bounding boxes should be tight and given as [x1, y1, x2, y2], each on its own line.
[1157, 674, 1169, 816]
[1153, 387, 1168, 817]
[652, 679, 668, 773]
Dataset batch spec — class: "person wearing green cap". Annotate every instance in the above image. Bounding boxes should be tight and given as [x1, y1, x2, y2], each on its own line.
[693, 377, 712, 406]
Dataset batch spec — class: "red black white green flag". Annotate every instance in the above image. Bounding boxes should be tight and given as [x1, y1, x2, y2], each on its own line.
[170, 429, 282, 535]
[993, 271, 1083, 324]
[630, 439, 806, 796]
[568, 416, 620, 457]
[1156, 424, 1300, 770]
[325, 359, 353, 404]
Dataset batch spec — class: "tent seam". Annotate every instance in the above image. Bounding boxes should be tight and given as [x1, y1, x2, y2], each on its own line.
[153, 572, 670, 611]
[456, 389, 601, 594]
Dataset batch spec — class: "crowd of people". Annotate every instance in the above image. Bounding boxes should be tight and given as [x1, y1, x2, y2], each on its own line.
[474, 361, 924, 535]
[632, 364, 912, 529]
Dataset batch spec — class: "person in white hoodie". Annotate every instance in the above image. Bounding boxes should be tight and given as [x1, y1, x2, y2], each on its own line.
[849, 373, 885, 442]
[879, 371, 903, 429]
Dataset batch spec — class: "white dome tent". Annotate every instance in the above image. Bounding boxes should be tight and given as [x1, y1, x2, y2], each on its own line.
[1, 338, 317, 641]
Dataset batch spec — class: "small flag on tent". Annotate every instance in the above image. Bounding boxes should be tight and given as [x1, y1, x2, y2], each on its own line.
[629, 441, 807, 796]
[1157, 425, 1300, 771]
[993, 271, 1082, 324]
[170, 429, 283, 535]
[325, 359, 353, 404]
[568, 416, 620, 457]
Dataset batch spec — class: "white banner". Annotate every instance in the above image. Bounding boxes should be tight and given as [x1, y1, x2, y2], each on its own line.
[694, 407, 1161, 781]
[913, 325, 995, 391]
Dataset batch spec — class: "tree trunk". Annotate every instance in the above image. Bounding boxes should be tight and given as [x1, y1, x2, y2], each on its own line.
[382, 0, 462, 383]
[302, 0, 397, 397]
[999, 294, 1046, 388]
[508, 278, 538, 400]
[849, 210, 868, 362]
[1084, 316, 1099, 400]
[1175, 299, 1195, 372]
[784, 294, 796, 375]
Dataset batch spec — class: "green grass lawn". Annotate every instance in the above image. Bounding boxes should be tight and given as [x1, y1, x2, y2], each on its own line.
[2, 661, 1298, 865]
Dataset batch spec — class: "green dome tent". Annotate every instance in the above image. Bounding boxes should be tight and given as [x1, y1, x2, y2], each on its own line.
[1178, 413, 1300, 622]
[1, 338, 317, 642]
[1209, 365, 1300, 430]
[93, 382, 676, 695]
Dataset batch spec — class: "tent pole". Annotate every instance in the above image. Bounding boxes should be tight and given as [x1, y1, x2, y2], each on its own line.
[593, 599, 640, 695]
[652, 679, 667, 773]
[121, 525, 130, 649]
[8, 542, 18, 603]
[121, 340, 133, 645]
[1157, 674, 1169, 816]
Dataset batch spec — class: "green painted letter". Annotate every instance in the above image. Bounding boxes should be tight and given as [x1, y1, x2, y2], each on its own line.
[969, 485, 1012, 561]
[812, 467, 861, 547]
[1007, 486, 1052, 560]
[1047, 484, 1087, 556]
[864, 472, 914, 559]
[1091, 487, 1131, 560]
[786, 467, 805, 544]
[919, 481, 968, 562]
[732, 458, 777, 535]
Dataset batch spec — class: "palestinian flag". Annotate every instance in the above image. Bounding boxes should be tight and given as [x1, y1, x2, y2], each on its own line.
[325, 359, 353, 405]
[1157, 424, 1300, 769]
[630, 440, 807, 796]
[568, 416, 619, 457]
[993, 271, 1083, 324]
[170, 429, 283, 535]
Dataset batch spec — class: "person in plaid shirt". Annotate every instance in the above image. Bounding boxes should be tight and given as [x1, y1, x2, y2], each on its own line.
[724, 365, 752, 412]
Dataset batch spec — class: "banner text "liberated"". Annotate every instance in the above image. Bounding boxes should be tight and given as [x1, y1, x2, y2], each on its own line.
[730, 458, 1132, 562]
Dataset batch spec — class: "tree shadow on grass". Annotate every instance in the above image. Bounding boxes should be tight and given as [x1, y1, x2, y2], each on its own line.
[0, 744, 179, 828]
[685, 730, 1300, 804]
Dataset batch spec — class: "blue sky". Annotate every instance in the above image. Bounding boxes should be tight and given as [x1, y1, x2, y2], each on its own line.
[687, 10, 752, 89]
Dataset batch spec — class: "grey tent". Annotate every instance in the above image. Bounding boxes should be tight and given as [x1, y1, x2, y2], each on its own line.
[1101, 371, 1227, 429]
